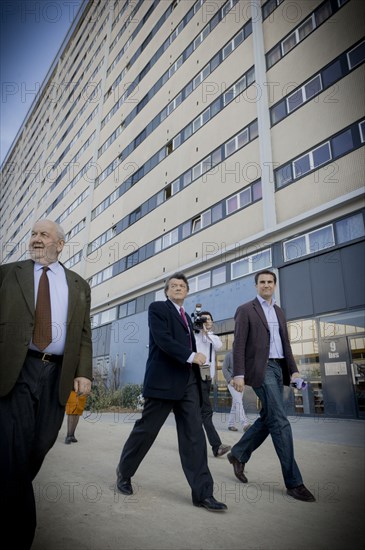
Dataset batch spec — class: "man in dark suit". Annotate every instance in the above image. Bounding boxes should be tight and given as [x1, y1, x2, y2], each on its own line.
[116, 272, 227, 512]
[0, 219, 93, 548]
[227, 270, 315, 502]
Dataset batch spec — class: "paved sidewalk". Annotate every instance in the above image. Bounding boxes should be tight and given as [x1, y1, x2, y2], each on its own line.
[33, 412, 364, 550]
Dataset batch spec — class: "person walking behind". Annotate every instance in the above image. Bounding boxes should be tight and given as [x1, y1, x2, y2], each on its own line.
[227, 270, 316, 502]
[65, 390, 88, 444]
[194, 311, 231, 457]
[222, 350, 251, 433]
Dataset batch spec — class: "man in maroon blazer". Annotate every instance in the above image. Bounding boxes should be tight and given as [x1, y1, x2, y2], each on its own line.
[227, 270, 315, 502]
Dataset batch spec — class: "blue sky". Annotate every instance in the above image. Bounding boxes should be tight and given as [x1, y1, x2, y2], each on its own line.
[0, 0, 83, 166]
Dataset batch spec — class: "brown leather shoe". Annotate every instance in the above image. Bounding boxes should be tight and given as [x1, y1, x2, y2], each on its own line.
[214, 444, 231, 457]
[227, 452, 247, 483]
[287, 484, 315, 502]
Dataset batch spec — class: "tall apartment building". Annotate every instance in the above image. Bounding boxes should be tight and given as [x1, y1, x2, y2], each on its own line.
[1, 0, 364, 418]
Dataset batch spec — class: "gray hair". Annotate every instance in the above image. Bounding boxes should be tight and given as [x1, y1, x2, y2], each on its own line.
[33, 219, 66, 242]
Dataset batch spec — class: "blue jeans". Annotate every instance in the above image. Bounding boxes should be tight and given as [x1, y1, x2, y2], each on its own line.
[231, 360, 303, 489]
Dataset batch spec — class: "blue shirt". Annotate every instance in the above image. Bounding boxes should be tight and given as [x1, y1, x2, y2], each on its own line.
[257, 295, 284, 359]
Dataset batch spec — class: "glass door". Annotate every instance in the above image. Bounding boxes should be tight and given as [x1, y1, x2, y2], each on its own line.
[349, 335, 365, 419]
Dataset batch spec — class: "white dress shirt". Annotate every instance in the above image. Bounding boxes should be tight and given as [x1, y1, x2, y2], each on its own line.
[29, 261, 69, 355]
[195, 330, 223, 378]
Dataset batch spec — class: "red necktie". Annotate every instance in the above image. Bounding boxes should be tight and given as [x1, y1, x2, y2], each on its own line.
[33, 267, 52, 350]
[180, 307, 192, 349]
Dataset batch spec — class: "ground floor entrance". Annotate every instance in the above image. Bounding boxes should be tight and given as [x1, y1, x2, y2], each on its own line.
[212, 309, 365, 419]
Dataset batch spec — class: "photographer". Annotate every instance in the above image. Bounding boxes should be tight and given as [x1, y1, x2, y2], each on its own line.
[193, 309, 231, 458]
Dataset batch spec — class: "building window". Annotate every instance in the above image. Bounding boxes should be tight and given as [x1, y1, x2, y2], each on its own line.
[331, 129, 353, 157]
[225, 128, 249, 157]
[119, 301, 136, 318]
[359, 121, 365, 143]
[276, 164, 293, 188]
[335, 213, 365, 243]
[212, 265, 226, 286]
[226, 187, 252, 214]
[293, 142, 331, 178]
[283, 225, 335, 261]
[188, 271, 211, 293]
[347, 40, 365, 69]
[231, 249, 271, 280]
[287, 75, 322, 113]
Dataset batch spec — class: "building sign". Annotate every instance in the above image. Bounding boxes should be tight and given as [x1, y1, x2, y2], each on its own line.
[324, 361, 347, 376]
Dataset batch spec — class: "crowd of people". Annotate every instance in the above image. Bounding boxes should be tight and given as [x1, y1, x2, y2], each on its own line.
[0, 218, 315, 549]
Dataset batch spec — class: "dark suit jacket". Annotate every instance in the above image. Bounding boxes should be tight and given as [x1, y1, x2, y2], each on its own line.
[143, 299, 200, 400]
[233, 297, 297, 388]
[0, 259, 92, 405]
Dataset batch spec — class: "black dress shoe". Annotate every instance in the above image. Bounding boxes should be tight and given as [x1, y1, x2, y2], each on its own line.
[287, 484, 316, 502]
[116, 467, 133, 495]
[214, 444, 231, 457]
[193, 496, 227, 512]
[227, 452, 247, 483]
[65, 436, 73, 444]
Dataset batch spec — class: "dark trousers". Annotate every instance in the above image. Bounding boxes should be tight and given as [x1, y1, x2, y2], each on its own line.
[200, 379, 221, 454]
[118, 368, 214, 503]
[231, 360, 303, 488]
[0, 356, 65, 549]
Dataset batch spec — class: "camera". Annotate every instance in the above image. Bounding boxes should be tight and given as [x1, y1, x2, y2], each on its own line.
[191, 303, 208, 332]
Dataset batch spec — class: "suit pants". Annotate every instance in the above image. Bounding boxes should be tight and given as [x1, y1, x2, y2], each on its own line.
[200, 379, 222, 454]
[231, 360, 303, 489]
[118, 368, 214, 503]
[0, 355, 65, 549]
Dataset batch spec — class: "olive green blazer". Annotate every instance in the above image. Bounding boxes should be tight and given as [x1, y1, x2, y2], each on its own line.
[0, 259, 92, 405]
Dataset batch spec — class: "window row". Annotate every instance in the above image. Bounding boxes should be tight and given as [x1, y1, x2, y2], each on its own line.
[89, 115, 258, 257]
[44, 159, 94, 217]
[261, 0, 284, 21]
[94, 61, 255, 205]
[101, 0, 242, 129]
[271, 39, 365, 125]
[266, 0, 349, 69]
[3, 210, 34, 263]
[93, 248, 272, 324]
[49, 90, 99, 161]
[106, 0, 184, 94]
[58, 0, 107, 85]
[109, 0, 151, 53]
[42, 131, 96, 205]
[88, 176, 261, 289]
[99, 19, 252, 161]
[275, 119, 365, 189]
[56, 188, 89, 225]
[283, 212, 365, 261]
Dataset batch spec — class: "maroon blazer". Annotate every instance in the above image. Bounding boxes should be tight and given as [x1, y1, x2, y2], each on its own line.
[232, 297, 298, 388]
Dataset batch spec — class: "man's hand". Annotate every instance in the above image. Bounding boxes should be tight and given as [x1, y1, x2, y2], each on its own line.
[291, 372, 301, 383]
[193, 352, 207, 366]
[74, 377, 91, 396]
[232, 376, 244, 392]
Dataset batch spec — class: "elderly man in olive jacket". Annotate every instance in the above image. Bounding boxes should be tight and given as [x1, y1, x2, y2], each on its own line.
[0, 219, 92, 549]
